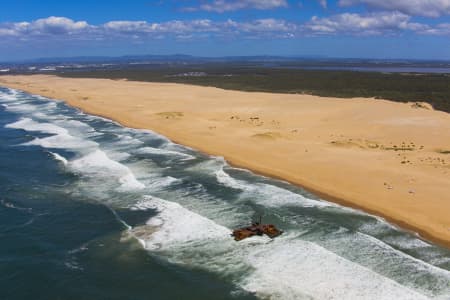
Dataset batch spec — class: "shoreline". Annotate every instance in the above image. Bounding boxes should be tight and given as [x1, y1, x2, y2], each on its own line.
[1, 74, 450, 249]
[180, 141, 450, 249]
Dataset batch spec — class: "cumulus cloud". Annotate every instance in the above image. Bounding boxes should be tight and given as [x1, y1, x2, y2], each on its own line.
[103, 21, 150, 33]
[0, 28, 19, 37]
[185, 0, 288, 12]
[103, 19, 222, 37]
[32, 16, 90, 34]
[236, 18, 297, 33]
[1, 15, 449, 42]
[0, 16, 297, 41]
[304, 11, 450, 36]
[303, 11, 431, 35]
[105, 18, 296, 38]
[2, 16, 92, 36]
[414, 22, 450, 35]
[339, 0, 450, 18]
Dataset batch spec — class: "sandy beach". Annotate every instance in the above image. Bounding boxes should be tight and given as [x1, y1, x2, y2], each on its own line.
[1, 74, 450, 247]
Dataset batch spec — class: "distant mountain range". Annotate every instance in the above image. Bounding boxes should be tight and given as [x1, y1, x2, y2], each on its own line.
[1, 54, 447, 67]
[16, 54, 331, 64]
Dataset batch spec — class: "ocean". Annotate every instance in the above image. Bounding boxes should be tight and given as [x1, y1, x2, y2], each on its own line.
[0, 87, 449, 300]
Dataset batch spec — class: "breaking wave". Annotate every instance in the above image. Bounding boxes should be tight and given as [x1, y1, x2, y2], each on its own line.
[1, 87, 449, 300]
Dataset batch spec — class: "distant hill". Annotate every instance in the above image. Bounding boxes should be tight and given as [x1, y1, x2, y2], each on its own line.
[3, 54, 448, 67]
[11, 54, 330, 65]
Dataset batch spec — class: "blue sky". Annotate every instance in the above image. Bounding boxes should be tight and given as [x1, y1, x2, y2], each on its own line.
[1, 0, 450, 61]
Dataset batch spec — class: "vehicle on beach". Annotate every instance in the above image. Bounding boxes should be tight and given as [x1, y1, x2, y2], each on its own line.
[231, 217, 283, 241]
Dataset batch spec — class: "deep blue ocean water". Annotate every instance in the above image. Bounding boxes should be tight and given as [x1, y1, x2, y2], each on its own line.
[0, 87, 449, 300]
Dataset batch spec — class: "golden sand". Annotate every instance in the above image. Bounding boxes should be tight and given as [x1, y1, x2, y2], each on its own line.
[2, 75, 450, 247]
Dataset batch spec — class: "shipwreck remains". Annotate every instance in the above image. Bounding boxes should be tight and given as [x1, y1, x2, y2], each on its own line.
[231, 217, 283, 241]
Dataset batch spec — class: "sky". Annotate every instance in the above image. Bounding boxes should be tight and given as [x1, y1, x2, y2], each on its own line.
[1, 0, 450, 61]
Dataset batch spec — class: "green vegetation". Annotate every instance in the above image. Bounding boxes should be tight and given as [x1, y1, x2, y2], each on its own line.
[59, 65, 450, 113]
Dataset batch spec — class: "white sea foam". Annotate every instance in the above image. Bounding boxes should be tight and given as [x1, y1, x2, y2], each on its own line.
[164, 182, 253, 228]
[133, 128, 172, 144]
[0, 89, 20, 102]
[383, 234, 432, 250]
[131, 196, 434, 300]
[145, 176, 180, 190]
[5, 118, 98, 150]
[32, 94, 52, 101]
[191, 157, 332, 208]
[131, 196, 230, 250]
[215, 168, 248, 190]
[134, 146, 195, 160]
[241, 238, 430, 300]
[55, 119, 94, 132]
[39, 101, 58, 110]
[115, 134, 145, 146]
[188, 156, 227, 173]
[69, 150, 145, 191]
[49, 152, 68, 165]
[115, 159, 181, 191]
[0, 90, 56, 117]
[4, 103, 42, 113]
[105, 150, 131, 162]
[216, 167, 332, 208]
[6, 118, 69, 135]
[356, 232, 450, 278]
[4, 114, 146, 193]
[311, 229, 450, 298]
[26, 133, 98, 150]
[118, 173, 146, 191]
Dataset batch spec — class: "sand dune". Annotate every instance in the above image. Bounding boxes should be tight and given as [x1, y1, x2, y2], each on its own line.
[1, 74, 450, 247]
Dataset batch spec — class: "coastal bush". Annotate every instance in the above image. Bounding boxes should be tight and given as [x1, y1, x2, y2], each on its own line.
[59, 65, 450, 113]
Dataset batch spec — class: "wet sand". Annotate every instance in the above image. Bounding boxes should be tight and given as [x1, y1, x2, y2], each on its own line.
[1, 74, 450, 247]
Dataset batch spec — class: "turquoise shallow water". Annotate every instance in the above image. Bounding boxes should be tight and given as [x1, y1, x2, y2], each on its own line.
[0, 87, 449, 300]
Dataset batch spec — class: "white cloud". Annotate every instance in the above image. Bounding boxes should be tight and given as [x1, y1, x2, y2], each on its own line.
[33, 16, 89, 34]
[303, 12, 426, 35]
[103, 21, 150, 33]
[318, 0, 327, 8]
[0, 28, 19, 36]
[238, 18, 297, 33]
[414, 22, 450, 35]
[339, 0, 450, 18]
[1, 15, 449, 42]
[0, 17, 92, 39]
[103, 19, 220, 35]
[0, 16, 297, 40]
[186, 0, 288, 12]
